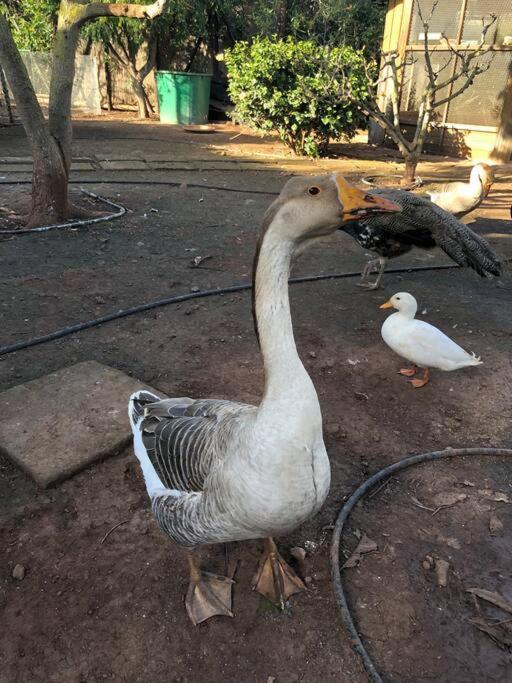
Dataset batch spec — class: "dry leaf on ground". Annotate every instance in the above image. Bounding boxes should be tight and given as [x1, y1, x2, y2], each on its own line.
[343, 534, 378, 569]
[467, 588, 512, 615]
[489, 514, 504, 536]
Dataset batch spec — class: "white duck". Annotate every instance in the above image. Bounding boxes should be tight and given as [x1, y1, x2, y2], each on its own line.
[128, 174, 400, 624]
[427, 163, 495, 218]
[380, 292, 482, 388]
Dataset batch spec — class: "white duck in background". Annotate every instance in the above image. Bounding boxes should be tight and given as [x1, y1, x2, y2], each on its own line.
[427, 163, 495, 218]
[380, 292, 482, 388]
[128, 174, 400, 625]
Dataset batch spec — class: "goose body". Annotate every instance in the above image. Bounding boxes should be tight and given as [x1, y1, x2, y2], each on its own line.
[428, 163, 495, 218]
[342, 187, 501, 289]
[380, 292, 482, 387]
[128, 173, 400, 622]
[129, 387, 330, 547]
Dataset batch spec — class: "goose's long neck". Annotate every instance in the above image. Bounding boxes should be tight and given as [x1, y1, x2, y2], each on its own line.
[253, 225, 312, 403]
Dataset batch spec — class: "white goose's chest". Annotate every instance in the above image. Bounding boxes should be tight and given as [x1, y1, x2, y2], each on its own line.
[232, 403, 331, 533]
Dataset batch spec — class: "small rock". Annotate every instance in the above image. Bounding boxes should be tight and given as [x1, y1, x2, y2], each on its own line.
[12, 564, 25, 580]
[308, 351, 317, 358]
[489, 514, 504, 536]
[304, 576, 313, 585]
[435, 559, 450, 587]
[190, 286, 200, 293]
[423, 554, 434, 570]
[290, 546, 306, 561]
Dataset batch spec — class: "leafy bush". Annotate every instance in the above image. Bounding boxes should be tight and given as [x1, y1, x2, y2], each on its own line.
[222, 37, 370, 157]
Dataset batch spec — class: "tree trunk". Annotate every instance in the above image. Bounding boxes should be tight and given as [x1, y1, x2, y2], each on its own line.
[402, 156, 418, 185]
[490, 59, 512, 163]
[0, 67, 14, 123]
[132, 75, 150, 118]
[0, 15, 69, 227]
[30, 146, 70, 226]
[1, 1, 169, 226]
[49, 3, 83, 173]
[105, 61, 114, 110]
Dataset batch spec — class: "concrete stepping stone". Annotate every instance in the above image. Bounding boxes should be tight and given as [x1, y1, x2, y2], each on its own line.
[0, 361, 156, 487]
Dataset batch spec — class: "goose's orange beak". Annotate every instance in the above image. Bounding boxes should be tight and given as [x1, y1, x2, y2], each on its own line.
[379, 299, 394, 309]
[335, 175, 401, 223]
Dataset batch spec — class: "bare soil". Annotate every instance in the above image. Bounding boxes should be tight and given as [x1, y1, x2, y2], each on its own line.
[1, 119, 512, 682]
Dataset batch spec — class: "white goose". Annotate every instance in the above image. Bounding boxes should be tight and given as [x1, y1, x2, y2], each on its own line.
[128, 174, 399, 624]
[380, 292, 482, 388]
[427, 163, 495, 218]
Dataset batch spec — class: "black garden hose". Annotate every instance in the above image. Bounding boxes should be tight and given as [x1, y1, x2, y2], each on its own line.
[330, 447, 512, 683]
[0, 263, 462, 356]
[0, 189, 126, 234]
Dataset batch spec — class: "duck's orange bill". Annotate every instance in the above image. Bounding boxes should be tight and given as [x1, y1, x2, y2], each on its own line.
[335, 175, 401, 222]
[379, 300, 394, 309]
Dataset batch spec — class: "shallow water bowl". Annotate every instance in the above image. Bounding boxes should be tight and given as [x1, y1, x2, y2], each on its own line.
[182, 125, 216, 134]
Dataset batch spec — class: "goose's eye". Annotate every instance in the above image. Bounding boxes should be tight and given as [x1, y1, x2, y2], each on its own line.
[308, 186, 321, 196]
[396, 297, 401, 300]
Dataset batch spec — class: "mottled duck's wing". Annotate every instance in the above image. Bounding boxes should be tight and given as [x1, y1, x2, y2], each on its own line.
[131, 392, 254, 493]
[364, 189, 501, 276]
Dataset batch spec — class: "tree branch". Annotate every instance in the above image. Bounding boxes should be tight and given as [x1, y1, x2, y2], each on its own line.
[81, 0, 169, 23]
[433, 62, 492, 107]
[138, 40, 157, 80]
[0, 16, 47, 147]
[107, 41, 129, 67]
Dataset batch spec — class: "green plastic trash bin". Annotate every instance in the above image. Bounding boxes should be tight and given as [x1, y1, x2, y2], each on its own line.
[156, 71, 212, 125]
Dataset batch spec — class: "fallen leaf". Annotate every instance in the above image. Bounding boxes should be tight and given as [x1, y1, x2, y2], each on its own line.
[343, 534, 378, 568]
[432, 491, 467, 507]
[489, 514, 504, 536]
[190, 254, 213, 268]
[467, 588, 512, 615]
[468, 617, 512, 650]
[478, 489, 510, 503]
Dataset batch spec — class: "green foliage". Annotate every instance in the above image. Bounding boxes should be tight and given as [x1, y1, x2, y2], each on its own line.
[247, 0, 387, 57]
[6, 0, 59, 52]
[222, 37, 370, 156]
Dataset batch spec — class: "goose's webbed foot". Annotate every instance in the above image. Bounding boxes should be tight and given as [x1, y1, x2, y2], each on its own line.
[185, 550, 234, 625]
[399, 366, 417, 377]
[409, 368, 430, 388]
[252, 537, 305, 610]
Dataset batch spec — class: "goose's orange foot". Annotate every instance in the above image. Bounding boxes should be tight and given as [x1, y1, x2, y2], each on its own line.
[408, 368, 430, 388]
[399, 366, 417, 377]
[185, 551, 234, 625]
[253, 537, 305, 609]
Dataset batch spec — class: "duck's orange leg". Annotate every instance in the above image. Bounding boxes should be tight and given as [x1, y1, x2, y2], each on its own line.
[409, 368, 430, 388]
[399, 366, 417, 377]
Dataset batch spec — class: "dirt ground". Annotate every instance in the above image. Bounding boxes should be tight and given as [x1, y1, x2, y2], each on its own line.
[1, 119, 512, 682]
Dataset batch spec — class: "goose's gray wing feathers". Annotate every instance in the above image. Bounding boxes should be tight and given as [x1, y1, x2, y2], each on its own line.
[132, 392, 255, 493]
[366, 189, 501, 276]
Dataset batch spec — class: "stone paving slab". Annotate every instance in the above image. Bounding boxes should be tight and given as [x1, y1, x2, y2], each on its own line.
[0, 361, 157, 487]
[0, 164, 34, 173]
[99, 160, 148, 171]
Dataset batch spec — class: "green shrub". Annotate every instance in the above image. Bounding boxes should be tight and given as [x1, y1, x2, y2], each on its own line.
[221, 37, 370, 157]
